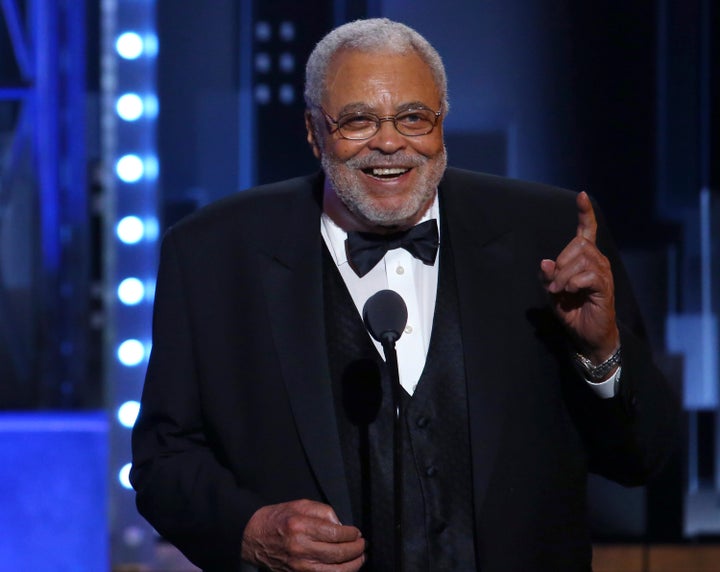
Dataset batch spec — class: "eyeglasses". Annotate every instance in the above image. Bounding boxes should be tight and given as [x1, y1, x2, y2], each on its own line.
[320, 105, 443, 140]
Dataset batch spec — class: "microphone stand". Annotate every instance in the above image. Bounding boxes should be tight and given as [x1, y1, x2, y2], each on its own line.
[380, 334, 403, 572]
[362, 289, 408, 572]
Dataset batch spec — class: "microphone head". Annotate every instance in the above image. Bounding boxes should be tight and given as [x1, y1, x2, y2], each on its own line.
[362, 289, 408, 345]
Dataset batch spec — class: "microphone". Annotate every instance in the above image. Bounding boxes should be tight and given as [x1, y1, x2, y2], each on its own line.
[362, 289, 408, 346]
[362, 289, 408, 572]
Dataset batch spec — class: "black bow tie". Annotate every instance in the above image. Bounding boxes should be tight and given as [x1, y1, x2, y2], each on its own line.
[345, 219, 439, 277]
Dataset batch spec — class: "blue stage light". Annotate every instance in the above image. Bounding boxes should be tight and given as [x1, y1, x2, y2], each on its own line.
[116, 216, 145, 244]
[142, 34, 159, 58]
[116, 32, 144, 60]
[255, 84, 271, 105]
[143, 94, 159, 119]
[117, 339, 146, 366]
[279, 53, 295, 73]
[279, 21, 296, 42]
[255, 21, 271, 42]
[106, 2, 159, 563]
[118, 463, 133, 490]
[116, 154, 144, 182]
[116, 93, 144, 121]
[279, 84, 295, 105]
[118, 278, 145, 305]
[117, 401, 141, 428]
[143, 155, 159, 180]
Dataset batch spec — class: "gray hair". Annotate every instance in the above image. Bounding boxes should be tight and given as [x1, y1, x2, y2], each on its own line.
[304, 18, 449, 117]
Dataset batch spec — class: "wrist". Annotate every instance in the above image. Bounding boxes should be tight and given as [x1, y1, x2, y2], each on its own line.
[573, 345, 622, 382]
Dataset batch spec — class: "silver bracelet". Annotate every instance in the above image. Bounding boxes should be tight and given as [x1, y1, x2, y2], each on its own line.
[573, 346, 622, 382]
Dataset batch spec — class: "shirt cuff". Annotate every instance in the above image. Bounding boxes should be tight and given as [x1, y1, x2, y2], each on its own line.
[584, 366, 622, 399]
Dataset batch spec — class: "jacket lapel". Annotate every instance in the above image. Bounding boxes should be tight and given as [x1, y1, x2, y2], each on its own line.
[257, 175, 353, 524]
[440, 170, 516, 516]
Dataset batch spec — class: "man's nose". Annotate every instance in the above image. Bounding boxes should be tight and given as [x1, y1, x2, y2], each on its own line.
[367, 119, 407, 153]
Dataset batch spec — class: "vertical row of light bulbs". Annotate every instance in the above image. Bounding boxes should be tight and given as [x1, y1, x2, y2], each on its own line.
[107, 9, 159, 493]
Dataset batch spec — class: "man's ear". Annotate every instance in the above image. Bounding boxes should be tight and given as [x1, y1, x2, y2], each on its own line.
[305, 110, 322, 159]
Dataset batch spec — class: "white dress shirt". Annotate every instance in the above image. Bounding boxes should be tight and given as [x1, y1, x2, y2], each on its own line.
[320, 194, 619, 398]
[321, 196, 440, 395]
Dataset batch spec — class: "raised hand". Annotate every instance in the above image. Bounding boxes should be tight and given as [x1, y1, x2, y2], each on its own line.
[241, 499, 366, 572]
[539, 191, 620, 363]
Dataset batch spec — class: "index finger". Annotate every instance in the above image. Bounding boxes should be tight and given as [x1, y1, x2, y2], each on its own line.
[576, 191, 597, 243]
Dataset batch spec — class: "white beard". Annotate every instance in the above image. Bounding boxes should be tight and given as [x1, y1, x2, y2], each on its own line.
[321, 146, 447, 228]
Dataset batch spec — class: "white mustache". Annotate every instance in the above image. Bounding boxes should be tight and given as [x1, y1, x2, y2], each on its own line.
[344, 152, 427, 170]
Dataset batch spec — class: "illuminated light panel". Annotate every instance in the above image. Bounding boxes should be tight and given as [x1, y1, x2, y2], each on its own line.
[118, 278, 145, 305]
[117, 401, 141, 428]
[116, 154, 144, 182]
[115, 32, 144, 60]
[117, 339, 146, 366]
[107, 0, 159, 560]
[116, 216, 145, 244]
[116, 93, 144, 121]
[118, 463, 133, 489]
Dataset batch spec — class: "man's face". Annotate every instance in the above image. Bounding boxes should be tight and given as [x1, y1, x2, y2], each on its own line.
[307, 49, 446, 230]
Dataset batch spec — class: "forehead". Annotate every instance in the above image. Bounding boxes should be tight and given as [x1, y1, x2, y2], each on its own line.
[322, 49, 440, 112]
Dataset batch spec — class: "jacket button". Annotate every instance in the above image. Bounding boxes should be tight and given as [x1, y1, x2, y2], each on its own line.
[426, 466, 437, 477]
[416, 416, 429, 428]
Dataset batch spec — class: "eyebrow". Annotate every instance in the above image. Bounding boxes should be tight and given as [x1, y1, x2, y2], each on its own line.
[336, 100, 435, 116]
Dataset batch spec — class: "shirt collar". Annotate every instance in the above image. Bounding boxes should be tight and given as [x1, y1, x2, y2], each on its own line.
[320, 192, 440, 267]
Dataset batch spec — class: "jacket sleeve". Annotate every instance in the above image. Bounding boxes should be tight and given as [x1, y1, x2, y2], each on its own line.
[565, 212, 680, 486]
[130, 228, 262, 571]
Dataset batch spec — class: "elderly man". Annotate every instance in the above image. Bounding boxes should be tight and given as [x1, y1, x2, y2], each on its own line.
[131, 18, 677, 572]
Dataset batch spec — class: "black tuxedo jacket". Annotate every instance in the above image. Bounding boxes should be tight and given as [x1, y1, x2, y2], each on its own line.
[131, 168, 677, 571]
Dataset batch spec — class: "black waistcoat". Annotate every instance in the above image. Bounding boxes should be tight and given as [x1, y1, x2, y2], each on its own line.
[323, 229, 477, 571]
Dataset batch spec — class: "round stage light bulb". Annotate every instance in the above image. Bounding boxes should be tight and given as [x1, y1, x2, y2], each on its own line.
[118, 401, 141, 428]
[254, 84, 271, 105]
[118, 278, 145, 305]
[116, 32, 143, 59]
[118, 463, 133, 489]
[279, 52, 295, 73]
[117, 339, 145, 366]
[255, 21, 271, 42]
[116, 93, 144, 121]
[122, 525, 145, 547]
[279, 84, 295, 105]
[116, 155, 144, 183]
[116, 216, 144, 244]
[279, 21, 296, 42]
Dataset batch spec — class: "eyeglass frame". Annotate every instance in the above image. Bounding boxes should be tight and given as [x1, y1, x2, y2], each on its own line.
[317, 105, 444, 140]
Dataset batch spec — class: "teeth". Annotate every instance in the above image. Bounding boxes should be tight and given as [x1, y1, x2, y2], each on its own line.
[371, 167, 408, 176]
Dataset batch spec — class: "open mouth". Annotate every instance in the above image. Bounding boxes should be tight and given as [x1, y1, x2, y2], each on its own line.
[362, 167, 411, 180]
